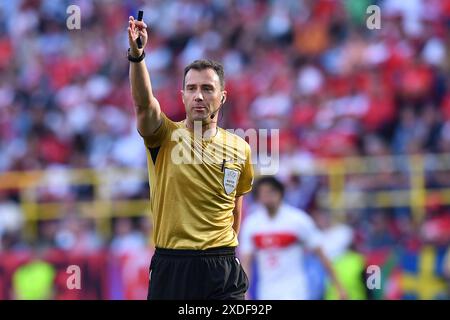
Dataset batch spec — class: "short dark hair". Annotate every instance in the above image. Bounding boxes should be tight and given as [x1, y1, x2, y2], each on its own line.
[253, 176, 285, 200]
[183, 59, 225, 90]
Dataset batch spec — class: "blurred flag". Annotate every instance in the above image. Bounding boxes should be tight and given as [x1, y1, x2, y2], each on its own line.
[399, 245, 447, 300]
[366, 245, 448, 300]
[365, 249, 399, 300]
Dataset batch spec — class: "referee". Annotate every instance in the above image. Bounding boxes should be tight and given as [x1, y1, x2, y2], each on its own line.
[127, 16, 254, 300]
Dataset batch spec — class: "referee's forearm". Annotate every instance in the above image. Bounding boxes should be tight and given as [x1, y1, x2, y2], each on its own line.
[129, 60, 155, 110]
[233, 196, 244, 234]
[232, 217, 241, 234]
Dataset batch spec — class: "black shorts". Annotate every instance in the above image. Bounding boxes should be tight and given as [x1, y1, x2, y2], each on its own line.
[147, 246, 249, 300]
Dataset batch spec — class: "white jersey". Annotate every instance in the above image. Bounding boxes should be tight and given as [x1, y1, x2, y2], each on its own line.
[240, 204, 322, 300]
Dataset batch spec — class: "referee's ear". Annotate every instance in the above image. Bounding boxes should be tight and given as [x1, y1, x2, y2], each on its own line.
[180, 89, 186, 105]
[220, 90, 227, 104]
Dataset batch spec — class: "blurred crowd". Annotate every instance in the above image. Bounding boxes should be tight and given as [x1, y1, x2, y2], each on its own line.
[1, 0, 450, 299]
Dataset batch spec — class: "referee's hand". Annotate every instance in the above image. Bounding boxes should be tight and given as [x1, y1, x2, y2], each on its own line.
[128, 16, 148, 57]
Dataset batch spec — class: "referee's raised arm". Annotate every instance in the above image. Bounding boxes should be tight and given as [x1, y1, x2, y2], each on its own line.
[127, 15, 162, 136]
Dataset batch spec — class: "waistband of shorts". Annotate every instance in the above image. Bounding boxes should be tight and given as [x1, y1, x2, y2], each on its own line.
[155, 246, 236, 257]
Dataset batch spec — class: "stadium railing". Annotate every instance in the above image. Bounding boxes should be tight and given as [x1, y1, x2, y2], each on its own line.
[1, 153, 450, 240]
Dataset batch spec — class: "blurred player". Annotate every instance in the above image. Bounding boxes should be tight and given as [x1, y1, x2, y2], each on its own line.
[240, 176, 347, 300]
[127, 16, 254, 299]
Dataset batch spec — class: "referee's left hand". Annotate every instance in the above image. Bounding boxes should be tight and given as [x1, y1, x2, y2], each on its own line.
[128, 16, 148, 57]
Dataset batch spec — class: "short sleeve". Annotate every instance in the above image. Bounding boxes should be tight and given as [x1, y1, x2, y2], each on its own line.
[236, 143, 254, 196]
[138, 112, 172, 148]
[298, 214, 323, 250]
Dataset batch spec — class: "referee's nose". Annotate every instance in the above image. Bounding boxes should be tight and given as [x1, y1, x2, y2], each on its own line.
[194, 90, 204, 102]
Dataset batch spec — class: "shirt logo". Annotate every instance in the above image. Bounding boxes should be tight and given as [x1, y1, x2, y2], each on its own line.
[223, 168, 239, 195]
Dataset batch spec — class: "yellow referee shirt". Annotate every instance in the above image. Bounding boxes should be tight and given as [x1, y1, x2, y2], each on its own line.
[140, 112, 254, 250]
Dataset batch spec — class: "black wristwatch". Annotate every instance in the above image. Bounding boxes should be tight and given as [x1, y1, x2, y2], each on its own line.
[127, 48, 146, 63]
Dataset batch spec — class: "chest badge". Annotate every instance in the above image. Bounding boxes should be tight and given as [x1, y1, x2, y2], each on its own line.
[223, 168, 240, 195]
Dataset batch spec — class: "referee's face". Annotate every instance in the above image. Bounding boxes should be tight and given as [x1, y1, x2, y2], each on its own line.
[181, 68, 226, 123]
